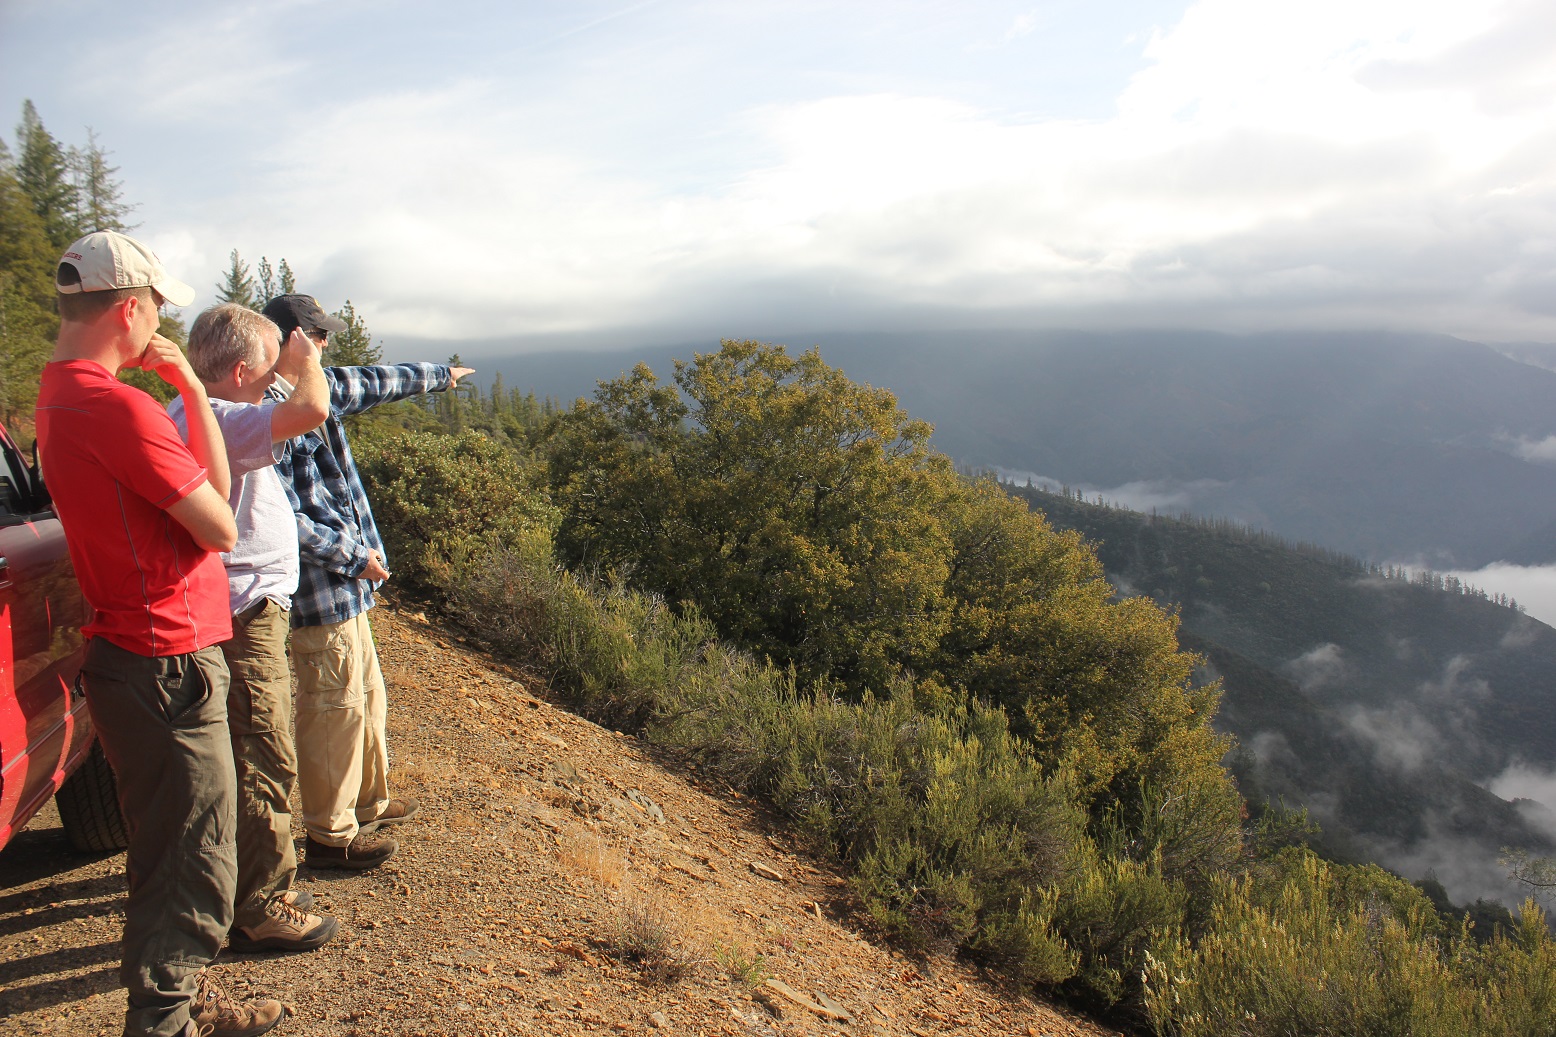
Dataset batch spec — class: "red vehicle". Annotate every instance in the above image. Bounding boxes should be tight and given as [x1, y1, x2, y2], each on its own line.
[0, 424, 125, 853]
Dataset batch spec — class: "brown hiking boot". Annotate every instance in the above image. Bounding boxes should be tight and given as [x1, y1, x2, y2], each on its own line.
[358, 796, 420, 834]
[192, 967, 283, 1037]
[305, 830, 398, 870]
[228, 893, 339, 952]
[276, 887, 314, 911]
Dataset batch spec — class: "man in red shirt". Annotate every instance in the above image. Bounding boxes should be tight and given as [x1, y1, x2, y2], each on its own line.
[37, 231, 284, 1037]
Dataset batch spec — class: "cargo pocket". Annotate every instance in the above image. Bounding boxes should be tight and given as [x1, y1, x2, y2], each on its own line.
[293, 624, 360, 712]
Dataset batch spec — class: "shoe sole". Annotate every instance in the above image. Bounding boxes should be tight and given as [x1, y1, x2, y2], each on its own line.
[358, 807, 419, 835]
[228, 916, 340, 953]
[306, 849, 396, 870]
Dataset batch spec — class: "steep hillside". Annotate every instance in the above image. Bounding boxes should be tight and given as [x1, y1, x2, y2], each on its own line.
[465, 329, 1556, 567]
[0, 601, 1116, 1037]
[1016, 484, 1556, 900]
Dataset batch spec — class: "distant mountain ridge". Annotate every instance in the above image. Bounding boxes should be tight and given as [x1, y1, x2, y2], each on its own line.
[465, 329, 1556, 567]
[1016, 485, 1556, 902]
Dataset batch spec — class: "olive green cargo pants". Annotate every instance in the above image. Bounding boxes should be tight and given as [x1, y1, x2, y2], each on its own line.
[221, 599, 298, 930]
[81, 638, 236, 1037]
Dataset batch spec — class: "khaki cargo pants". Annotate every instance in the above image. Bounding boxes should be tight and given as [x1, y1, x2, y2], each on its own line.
[81, 638, 236, 1037]
[291, 609, 390, 846]
[221, 599, 298, 929]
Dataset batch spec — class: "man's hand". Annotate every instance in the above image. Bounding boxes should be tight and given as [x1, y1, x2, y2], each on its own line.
[140, 333, 200, 393]
[361, 551, 390, 583]
[274, 327, 321, 383]
[450, 367, 475, 385]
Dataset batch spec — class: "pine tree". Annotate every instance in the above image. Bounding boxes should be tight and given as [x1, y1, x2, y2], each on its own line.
[327, 299, 382, 365]
[70, 129, 134, 233]
[256, 256, 276, 307]
[254, 256, 298, 308]
[489, 371, 505, 415]
[216, 249, 258, 309]
[0, 166, 62, 426]
[14, 101, 79, 247]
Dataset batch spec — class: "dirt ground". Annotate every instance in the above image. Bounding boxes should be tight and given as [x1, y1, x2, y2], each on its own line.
[0, 601, 1121, 1037]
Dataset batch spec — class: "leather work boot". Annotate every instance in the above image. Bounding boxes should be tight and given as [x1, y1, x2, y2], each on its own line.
[305, 830, 398, 870]
[358, 796, 420, 835]
[228, 893, 339, 952]
[192, 967, 284, 1037]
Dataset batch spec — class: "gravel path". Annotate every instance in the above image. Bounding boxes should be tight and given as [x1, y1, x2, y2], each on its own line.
[1, 600, 1120, 1037]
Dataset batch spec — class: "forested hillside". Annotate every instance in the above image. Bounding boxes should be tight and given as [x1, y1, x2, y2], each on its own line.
[335, 339, 1556, 1034]
[1015, 487, 1556, 902]
[462, 329, 1556, 568]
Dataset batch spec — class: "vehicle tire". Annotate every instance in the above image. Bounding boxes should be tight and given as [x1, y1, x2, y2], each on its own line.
[55, 741, 128, 852]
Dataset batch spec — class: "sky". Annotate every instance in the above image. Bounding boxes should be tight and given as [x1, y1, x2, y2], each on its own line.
[4, 0, 1556, 351]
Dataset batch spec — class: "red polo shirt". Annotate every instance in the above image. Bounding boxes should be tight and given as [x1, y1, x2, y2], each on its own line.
[36, 360, 231, 656]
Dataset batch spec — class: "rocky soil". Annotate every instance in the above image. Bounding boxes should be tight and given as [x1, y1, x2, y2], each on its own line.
[0, 600, 1121, 1037]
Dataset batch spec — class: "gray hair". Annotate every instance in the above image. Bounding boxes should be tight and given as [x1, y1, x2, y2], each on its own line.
[187, 304, 279, 383]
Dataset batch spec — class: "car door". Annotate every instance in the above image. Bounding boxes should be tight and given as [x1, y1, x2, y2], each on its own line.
[0, 427, 88, 847]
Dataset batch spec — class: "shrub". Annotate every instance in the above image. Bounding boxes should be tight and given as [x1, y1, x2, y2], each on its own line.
[355, 427, 558, 596]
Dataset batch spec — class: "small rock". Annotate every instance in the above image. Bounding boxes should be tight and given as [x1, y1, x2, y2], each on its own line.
[648, 1010, 670, 1028]
[623, 788, 666, 823]
[763, 979, 851, 1022]
[814, 989, 852, 1021]
[748, 861, 786, 883]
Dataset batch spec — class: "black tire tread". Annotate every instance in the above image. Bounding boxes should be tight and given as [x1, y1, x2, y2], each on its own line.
[55, 740, 128, 853]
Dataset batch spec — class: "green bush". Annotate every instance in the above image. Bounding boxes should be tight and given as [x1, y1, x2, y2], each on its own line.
[1143, 853, 1556, 1037]
[355, 427, 558, 597]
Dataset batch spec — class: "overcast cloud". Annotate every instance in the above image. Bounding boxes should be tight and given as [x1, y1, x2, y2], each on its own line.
[4, 0, 1556, 348]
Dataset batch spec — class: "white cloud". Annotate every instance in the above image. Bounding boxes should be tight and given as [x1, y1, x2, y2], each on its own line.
[12, 1, 1556, 342]
[1444, 563, 1556, 628]
[1284, 643, 1346, 692]
[1489, 761, 1556, 814]
[1506, 434, 1556, 463]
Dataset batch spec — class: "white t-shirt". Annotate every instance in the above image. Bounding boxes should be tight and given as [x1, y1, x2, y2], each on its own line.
[168, 396, 300, 616]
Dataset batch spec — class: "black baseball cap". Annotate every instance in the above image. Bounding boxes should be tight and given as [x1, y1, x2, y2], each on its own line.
[262, 294, 349, 340]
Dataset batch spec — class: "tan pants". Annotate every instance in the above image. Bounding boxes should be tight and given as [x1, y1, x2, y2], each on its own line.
[222, 599, 298, 928]
[291, 610, 389, 847]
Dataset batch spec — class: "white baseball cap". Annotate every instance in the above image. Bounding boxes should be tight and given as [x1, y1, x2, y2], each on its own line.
[55, 231, 195, 307]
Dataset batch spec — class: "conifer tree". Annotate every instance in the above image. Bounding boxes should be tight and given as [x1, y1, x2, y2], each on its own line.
[14, 101, 79, 247]
[326, 300, 381, 365]
[216, 249, 258, 309]
[0, 165, 60, 425]
[69, 129, 134, 233]
[256, 256, 276, 307]
[277, 258, 295, 295]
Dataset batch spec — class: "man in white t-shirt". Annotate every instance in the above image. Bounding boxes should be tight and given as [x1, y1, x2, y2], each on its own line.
[171, 303, 338, 952]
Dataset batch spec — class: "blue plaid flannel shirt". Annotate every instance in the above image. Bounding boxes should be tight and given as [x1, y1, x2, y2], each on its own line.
[273, 363, 453, 628]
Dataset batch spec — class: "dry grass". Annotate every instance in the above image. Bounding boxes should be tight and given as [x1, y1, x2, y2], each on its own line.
[607, 893, 699, 984]
[557, 831, 625, 889]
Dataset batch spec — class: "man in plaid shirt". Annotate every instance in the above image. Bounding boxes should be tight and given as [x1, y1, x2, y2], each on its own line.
[263, 294, 473, 870]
